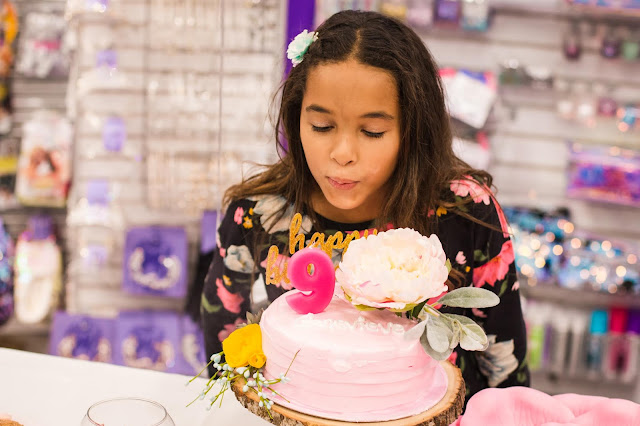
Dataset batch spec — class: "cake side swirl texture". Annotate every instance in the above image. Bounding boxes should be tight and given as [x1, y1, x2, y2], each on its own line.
[261, 292, 448, 422]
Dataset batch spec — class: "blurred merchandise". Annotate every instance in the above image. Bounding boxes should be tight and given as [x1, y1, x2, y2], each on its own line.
[66, 179, 124, 278]
[114, 310, 180, 373]
[567, 142, 640, 208]
[49, 311, 115, 363]
[122, 226, 188, 299]
[15, 110, 72, 207]
[435, 0, 461, 24]
[504, 206, 572, 285]
[460, 0, 490, 32]
[586, 309, 608, 380]
[15, 10, 70, 79]
[600, 26, 622, 59]
[407, 0, 435, 29]
[380, 0, 408, 20]
[563, 21, 582, 61]
[13, 215, 62, 325]
[0, 218, 14, 327]
[525, 303, 640, 384]
[441, 67, 497, 129]
[557, 232, 639, 294]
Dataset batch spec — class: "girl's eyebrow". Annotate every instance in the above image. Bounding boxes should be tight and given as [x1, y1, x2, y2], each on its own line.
[305, 104, 332, 114]
[360, 111, 394, 120]
[306, 104, 394, 120]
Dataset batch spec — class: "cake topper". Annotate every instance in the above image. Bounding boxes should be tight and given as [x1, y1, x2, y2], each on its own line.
[285, 247, 335, 315]
[265, 213, 376, 288]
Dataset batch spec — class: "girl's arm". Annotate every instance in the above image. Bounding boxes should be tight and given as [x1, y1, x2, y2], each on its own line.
[201, 199, 257, 375]
[470, 196, 530, 389]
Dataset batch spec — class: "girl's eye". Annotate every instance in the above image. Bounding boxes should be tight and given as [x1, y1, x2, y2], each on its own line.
[312, 125, 332, 133]
[362, 130, 385, 139]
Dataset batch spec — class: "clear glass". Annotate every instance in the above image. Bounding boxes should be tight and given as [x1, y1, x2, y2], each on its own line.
[81, 397, 175, 426]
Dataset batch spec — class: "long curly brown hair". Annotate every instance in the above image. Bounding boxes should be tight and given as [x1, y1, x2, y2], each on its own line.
[224, 10, 496, 287]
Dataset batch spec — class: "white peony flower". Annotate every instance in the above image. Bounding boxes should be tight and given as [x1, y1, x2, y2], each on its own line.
[287, 29, 318, 67]
[336, 228, 449, 311]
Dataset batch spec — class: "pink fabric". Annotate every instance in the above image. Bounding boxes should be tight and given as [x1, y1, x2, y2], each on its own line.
[451, 387, 640, 426]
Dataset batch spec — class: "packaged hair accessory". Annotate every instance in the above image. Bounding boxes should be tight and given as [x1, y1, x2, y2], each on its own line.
[407, 0, 435, 29]
[13, 215, 62, 324]
[76, 113, 140, 159]
[15, 110, 72, 207]
[177, 315, 207, 376]
[440, 67, 497, 129]
[75, 49, 131, 97]
[0, 218, 14, 326]
[567, 142, 640, 208]
[435, 0, 460, 24]
[114, 310, 180, 373]
[49, 311, 115, 363]
[67, 179, 123, 276]
[460, 0, 490, 32]
[15, 11, 69, 79]
[122, 226, 188, 298]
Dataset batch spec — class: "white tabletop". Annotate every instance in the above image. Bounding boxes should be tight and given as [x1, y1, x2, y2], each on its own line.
[0, 348, 270, 426]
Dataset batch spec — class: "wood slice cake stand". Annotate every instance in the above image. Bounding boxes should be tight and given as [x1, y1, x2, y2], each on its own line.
[232, 361, 465, 426]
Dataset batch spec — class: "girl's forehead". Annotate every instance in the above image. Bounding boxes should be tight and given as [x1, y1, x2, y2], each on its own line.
[303, 60, 398, 116]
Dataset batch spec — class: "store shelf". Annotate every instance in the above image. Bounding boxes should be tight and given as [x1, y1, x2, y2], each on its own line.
[493, 1, 640, 23]
[521, 282, 640, 309]
[0, 317, 50, 338]
[531, 370, 637, 401]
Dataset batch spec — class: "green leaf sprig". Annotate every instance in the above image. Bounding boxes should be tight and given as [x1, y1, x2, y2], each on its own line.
[405, 287, 499, 361]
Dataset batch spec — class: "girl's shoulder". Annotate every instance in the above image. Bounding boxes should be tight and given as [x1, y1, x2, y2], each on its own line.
[443, 175, 509, 235]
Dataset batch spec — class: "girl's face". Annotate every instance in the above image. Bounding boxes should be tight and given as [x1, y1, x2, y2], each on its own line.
[300, 59, 401, 223]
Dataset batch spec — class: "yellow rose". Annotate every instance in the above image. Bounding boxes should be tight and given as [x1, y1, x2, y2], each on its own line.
[249, 351, 266, 368]
[222, 323, 264, 368]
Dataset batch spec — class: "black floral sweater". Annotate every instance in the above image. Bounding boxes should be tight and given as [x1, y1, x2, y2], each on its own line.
[198, 179, 530, 404]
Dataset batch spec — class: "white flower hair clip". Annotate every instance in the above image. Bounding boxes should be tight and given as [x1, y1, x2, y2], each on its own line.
[287, 29, 318, 67]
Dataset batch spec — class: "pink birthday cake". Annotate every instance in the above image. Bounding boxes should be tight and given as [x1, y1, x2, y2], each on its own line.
[215, 225, 493, 424]
[260, 293, 448, 422]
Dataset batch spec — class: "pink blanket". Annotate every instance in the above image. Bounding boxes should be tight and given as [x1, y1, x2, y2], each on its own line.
[451, 387, 640, 426]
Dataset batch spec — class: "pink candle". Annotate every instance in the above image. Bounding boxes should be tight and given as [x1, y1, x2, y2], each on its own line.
[285, 247, 335, 314]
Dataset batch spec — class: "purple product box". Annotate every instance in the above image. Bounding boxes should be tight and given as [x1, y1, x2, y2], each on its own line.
[114, 310, 181, 373]
[48, 311, 116, 363]
[176, 315, 207, 377]
[122, 226, 188, 298]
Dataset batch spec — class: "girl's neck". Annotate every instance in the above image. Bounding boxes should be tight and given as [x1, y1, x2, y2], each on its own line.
[310, 189, 380, 224]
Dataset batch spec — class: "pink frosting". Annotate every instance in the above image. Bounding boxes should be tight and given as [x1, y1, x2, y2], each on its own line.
[261, 292, 448, 422]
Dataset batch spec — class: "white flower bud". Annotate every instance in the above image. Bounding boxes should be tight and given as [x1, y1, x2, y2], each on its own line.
[242, 385, 249, 392]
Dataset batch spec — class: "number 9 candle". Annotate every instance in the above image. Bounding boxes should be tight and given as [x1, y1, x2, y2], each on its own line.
[285, 247, 335, 314]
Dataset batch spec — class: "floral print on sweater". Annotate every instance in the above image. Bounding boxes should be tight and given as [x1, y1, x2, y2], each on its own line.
[198, 181, 530, 404]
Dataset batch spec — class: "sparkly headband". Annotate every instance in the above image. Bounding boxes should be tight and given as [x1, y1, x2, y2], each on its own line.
[287, 29, 318, 67]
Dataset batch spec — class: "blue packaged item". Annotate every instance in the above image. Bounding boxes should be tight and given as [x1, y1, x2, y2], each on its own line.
[0, 218, 15, 326]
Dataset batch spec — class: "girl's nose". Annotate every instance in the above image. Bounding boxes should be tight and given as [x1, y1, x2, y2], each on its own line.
[330, 132, 357, 166]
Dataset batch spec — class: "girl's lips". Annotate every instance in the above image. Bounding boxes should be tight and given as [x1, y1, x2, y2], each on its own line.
[327, 177, 358, 190]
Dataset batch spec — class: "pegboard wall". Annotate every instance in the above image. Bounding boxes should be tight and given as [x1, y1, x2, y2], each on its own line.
[63, 0, 285, 316]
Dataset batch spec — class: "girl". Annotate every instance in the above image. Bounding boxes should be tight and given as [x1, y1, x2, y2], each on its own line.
[196, 10, 529, 403]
